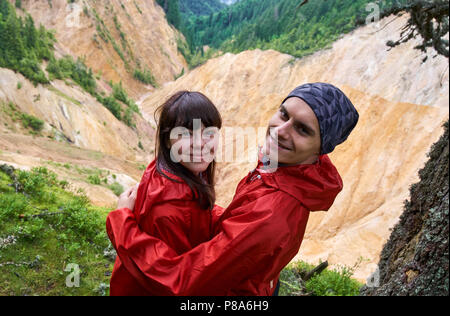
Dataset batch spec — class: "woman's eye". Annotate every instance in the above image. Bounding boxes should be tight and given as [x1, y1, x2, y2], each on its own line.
[280, 110, 288, 120]
[202, 129, 219, 139]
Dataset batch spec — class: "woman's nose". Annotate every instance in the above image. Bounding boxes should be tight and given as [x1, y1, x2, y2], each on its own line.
[192, 130, 204, 149]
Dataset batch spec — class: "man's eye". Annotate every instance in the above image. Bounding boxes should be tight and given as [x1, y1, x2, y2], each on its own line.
[280, 110, 288, 120]
[296, 126, 308, 135]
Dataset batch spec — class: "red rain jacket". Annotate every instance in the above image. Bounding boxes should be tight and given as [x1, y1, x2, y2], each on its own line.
[107, 154, 343, 296]
[109, 160, 215, 296]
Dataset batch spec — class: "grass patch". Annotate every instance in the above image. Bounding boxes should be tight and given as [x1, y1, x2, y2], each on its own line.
[43, 160, 125, 198]
[47, 86, 82, 106]
[0, 164, 114, 296]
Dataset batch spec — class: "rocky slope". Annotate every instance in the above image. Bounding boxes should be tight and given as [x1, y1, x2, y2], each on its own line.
[0, 67, 152, 206]
[14, 0, 187, 98]
[141, 14, 449, 281]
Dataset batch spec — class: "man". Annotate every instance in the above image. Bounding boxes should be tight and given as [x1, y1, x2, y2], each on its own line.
[106, 82, 359, 295]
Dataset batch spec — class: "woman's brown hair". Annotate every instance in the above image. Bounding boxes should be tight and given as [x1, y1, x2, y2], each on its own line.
[154, 91, 222, 210]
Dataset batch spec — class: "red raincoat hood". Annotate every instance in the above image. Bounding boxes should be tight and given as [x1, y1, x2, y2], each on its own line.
[256, 154, 343, 212]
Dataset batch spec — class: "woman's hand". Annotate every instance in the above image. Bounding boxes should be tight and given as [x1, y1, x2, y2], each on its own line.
[117, 183, 139, 211]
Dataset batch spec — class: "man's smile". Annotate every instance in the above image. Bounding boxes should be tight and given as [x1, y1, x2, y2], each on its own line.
[269, 134, 293, 152]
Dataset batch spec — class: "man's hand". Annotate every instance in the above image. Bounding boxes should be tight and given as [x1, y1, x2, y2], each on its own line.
[117, 183, 139, 211]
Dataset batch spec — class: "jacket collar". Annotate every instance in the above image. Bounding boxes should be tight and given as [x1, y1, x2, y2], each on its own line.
[256, 154, 343, 212]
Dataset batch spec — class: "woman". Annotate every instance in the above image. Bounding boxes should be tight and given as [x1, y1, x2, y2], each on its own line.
[109, 91, 222, 296]
[107, 82, 359, 296]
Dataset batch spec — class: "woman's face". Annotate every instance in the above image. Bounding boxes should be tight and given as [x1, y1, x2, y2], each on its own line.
[263, 97, 321, 165]
[169, 123, 220, 175]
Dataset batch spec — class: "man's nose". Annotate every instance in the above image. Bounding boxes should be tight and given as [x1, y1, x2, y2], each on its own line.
[275, 119, 292, 140]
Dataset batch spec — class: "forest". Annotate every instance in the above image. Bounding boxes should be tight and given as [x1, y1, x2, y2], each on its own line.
[159, 0, 409, 67]
[179, 0, 226, 17]
[0, 0, 55, 85]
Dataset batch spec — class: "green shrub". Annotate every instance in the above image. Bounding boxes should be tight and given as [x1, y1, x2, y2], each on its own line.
[0, 193, 28, 219]
[108, 182, 124, 197]
[112, 81, 129, 105]
[14, 217, 47, 242]
[18, 57, 49, 85]
[304, 264, 363, 296]
[279, 261, 363, 296]
[47, 55, 97, 95]
[133, 68, 157, 87]
[137, 164, 146, 171]
[16, 167, 57, 201]
[174, 67, 185, 80]
[87, 174, 101, 185]
[98, 95, 122, 120]
[122, 107, 135, 128]
[20, 113, 44, 132]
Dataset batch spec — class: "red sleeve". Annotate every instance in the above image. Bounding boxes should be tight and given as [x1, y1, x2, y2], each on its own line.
[106, 192, 308, 296]
[145, 201, 193, 255]
[210, 204, 224, 233]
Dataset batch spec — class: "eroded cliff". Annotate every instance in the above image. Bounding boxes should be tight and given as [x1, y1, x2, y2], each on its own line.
[14, 0, 187, 98]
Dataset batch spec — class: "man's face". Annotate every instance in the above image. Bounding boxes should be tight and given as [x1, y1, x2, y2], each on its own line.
[263, 97, 321, 165]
